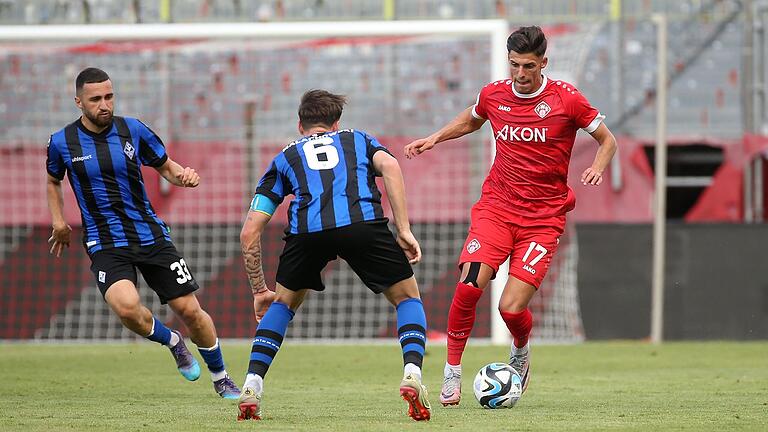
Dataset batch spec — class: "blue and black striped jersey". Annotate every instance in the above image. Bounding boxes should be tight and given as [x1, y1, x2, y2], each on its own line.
[46, 116, 172, 254]
[255, 129, 391, 234]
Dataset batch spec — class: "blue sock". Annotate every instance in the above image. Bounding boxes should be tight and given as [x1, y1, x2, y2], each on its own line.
[198, 339, 225, 373]
[247, 302, 295, 379]
[146, 316, 172, 345]
[396, 298, 427, 370]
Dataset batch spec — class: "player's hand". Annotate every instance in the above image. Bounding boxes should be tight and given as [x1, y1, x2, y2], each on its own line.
[404, 137, 436, 159]
[48, 222, 72, 258]
[396, 230, 422, 264]
[177, 167, 200, 187]
[580, 167, 604, 186]
[253, 288, 276, 324]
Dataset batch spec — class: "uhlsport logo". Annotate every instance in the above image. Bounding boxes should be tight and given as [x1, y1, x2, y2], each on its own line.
[72, 154, 92, 163]
[123, 141, 135, 159]
[534, 101, 551, 118]
[466, 239, 481, 254]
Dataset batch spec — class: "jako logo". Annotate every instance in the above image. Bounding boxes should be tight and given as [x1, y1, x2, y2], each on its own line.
[72, 154, 92, 162]
[495, 125, 547, 142]
[497, 104, 511, 112]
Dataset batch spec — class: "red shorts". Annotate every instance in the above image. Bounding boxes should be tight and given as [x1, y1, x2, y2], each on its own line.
[458, 203, 565, 288]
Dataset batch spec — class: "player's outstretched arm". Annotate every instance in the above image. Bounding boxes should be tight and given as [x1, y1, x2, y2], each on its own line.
[154, 158, 200, 188]
[404, 106, 486, 159]
[373, 151, 422, 264]
[581, 123, 618, 186]
[46, 174, 72, 257]
[240, 205, 276, 323]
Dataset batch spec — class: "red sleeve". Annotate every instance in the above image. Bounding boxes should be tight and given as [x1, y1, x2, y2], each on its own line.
[566, 89, 603, 132]
[471, 83, 494, 120]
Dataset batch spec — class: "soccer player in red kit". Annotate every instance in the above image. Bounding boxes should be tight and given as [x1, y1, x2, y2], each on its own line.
[404, 26, 617, 405]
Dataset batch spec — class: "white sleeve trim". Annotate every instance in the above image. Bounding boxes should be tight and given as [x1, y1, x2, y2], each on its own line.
[582, 113, 605, 133]
[471, 91, 485, 120]
[471, 105, 485, 120]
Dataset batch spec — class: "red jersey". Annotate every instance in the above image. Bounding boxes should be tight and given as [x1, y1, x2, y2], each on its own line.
[472, 75, 604, 221]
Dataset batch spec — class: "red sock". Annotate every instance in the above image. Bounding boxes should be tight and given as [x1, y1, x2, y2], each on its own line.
[446, 282, 483, 365]
[500, 308, 533, 348]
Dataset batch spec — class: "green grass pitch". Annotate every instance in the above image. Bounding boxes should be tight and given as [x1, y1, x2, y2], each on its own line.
[1, 341, 766, 431]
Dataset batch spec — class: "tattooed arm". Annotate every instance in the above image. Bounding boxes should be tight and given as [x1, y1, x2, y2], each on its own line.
[240, 208, 275, 323]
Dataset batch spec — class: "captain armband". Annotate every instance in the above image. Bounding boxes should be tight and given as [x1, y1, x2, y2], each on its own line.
[249, 194, 278, 217]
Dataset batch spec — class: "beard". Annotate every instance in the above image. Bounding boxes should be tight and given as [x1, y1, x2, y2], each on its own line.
[84, 110, 113, 128]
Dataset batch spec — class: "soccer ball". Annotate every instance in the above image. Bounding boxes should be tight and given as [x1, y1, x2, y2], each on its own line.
[473, 362, 523, 409]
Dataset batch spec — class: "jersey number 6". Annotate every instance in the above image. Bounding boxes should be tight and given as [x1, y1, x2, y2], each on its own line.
[303, 136, 339, 170]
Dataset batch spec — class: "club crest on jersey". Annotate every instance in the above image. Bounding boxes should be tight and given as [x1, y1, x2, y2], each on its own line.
[534, 101, 551, 118]
[467, 239, 481, 254]
[123, 141, 135, 159]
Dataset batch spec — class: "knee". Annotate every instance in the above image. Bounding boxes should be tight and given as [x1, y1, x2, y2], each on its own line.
[274, 291, 293, 305]
[393, 293, 420, 308]
[175, 303, 206, 325]
[498, 299, 527, 314]
[273, 292, 301, 310]
[112, 301, 142, 323]
[384, 277, 420, 307]
[459, 262, 491, 289]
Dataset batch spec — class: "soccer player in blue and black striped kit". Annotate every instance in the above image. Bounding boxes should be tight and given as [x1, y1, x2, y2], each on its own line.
[46, 68, 240, 399]
[237, 90, 432, 421]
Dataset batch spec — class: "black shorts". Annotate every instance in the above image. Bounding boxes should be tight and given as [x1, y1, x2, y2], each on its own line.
[89, 241, 199, 304]
[276, 220, 414, 294]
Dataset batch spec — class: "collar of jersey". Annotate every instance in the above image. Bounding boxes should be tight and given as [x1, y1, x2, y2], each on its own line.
[511, 74, 548, 99]
[76, 117, 115, 138]
[307, 131, 331, 138]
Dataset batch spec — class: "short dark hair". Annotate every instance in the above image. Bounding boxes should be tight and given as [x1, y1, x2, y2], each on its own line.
[298, 89, 347, 129]
[506, 26, 547, 57]
[75, 67, 110, 94]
